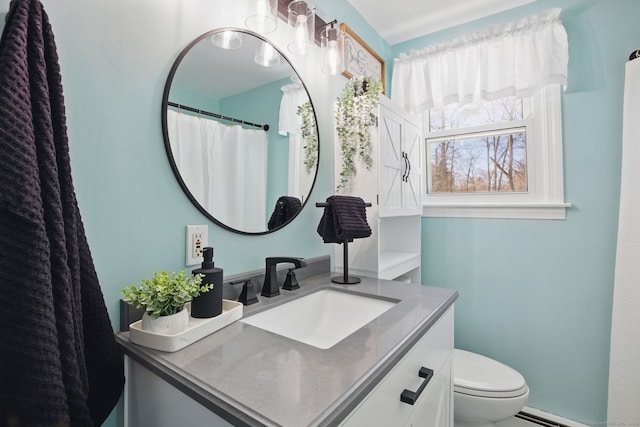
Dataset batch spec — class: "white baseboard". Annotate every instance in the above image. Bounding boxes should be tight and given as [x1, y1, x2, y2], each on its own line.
[495, 416, 531, 427]
[495, 407, 591, 427]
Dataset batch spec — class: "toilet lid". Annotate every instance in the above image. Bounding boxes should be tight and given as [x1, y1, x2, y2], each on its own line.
[454, 349, 528, 398]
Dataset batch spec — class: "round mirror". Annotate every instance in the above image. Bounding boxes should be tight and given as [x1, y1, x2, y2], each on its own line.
[162, 28, 319, 235]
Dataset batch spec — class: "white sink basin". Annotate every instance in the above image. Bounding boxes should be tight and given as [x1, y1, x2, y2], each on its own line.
[241, 289, 396, 349]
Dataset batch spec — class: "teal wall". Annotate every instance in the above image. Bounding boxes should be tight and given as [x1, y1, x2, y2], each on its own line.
[391, 0, 639, 424]
[0, 1, 383, 426]
[169, 86, 221, 112]
[2, 0, 631, 425]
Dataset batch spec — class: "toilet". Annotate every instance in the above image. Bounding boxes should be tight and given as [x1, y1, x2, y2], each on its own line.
[453, 349, 529, 427]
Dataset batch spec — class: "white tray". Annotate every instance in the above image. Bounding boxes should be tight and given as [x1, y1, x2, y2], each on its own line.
[129, 299, 243, 352]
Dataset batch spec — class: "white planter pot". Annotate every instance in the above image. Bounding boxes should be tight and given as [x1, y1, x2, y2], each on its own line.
[141, 308, 189, 335]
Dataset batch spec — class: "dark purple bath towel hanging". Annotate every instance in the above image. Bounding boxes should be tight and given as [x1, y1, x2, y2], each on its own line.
[268, 196, 302, 230]
[0, 0, 124, 426]
[317, 195, 372, 243]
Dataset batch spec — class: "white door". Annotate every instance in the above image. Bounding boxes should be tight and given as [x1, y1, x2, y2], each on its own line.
[401, 119, 423, 215]
[379, 105, 404, 216]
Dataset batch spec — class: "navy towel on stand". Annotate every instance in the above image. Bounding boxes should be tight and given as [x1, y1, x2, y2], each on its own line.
[317, 195, 372, 243]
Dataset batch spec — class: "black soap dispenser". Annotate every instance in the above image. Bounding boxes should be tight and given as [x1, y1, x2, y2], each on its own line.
[191, 246, 223, 318]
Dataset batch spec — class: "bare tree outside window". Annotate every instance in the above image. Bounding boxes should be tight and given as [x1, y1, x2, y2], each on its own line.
[427, 97, 527, 194]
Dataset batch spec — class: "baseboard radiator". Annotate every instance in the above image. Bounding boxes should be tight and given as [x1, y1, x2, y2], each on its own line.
[515, 408, 591, 427]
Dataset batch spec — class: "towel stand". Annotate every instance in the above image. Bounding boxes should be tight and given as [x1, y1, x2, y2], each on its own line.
[316, 201, 372, 285]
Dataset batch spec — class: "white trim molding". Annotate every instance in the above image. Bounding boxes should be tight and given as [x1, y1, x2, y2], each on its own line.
[423, 202, 572, 220]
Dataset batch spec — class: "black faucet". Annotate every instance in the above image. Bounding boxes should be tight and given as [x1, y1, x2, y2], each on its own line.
[261, 257, 307, 297]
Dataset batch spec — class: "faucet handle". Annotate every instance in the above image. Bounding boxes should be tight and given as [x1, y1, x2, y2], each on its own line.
[230, 279, 259, 305]
[281, 269, 300, 291]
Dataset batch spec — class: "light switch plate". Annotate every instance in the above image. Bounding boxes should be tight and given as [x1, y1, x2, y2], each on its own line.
[186, 225, 208, 266]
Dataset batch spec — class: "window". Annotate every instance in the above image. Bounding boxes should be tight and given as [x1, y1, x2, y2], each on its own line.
[427, 96, 528, 194]
[422, 85, 570, 219]
[390, 9, 570, 219]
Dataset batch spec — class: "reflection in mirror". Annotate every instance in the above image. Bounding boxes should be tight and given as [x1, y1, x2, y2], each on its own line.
[162, 28, 319, 235]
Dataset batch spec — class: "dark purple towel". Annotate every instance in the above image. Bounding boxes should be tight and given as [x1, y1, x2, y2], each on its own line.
[268, 196, 302, 230]
[317, 195, 372, 243]
[0, 0, 124, 425]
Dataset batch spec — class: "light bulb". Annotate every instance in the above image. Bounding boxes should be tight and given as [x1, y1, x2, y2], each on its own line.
[321, 24, 343, 75]
[255, 41, 280, 67]
[295, 15, 309, 55]
[256, 0, 267, 32]
[327, 40, 339, 74]
[287, 1, 315, 55]
[246, 0, 277, 34]
[211, 31, 242, 50]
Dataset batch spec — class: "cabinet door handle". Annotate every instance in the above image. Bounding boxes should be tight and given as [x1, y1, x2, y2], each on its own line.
[402, 152, 409, 182]
[405, 153, 411, 181]
[400, 367, 434, 405]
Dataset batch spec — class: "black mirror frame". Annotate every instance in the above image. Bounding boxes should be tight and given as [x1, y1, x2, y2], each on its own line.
[161, 28, 320, 235]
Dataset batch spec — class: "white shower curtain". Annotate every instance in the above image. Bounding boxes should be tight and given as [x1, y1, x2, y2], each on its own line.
[608, 58, 640, 423]
[167, 110, 207, 199]
[167, 109, 267, 232]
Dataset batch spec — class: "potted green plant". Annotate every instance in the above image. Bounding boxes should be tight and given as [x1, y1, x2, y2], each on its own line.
[335, 76, 383, 191]
[122, 270, 213, 335]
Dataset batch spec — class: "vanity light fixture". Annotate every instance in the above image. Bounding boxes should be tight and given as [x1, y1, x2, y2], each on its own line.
[320, 20, 344, 75]
[287, 1, 315, 56]
[211, 31, 243, 50]
[245, 0, 278, 34]
[254, 40, 281, 67]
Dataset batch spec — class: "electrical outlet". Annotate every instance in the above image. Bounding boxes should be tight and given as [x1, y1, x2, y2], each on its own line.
[185, 225, 208, 266]
[192, 232, 203, 258]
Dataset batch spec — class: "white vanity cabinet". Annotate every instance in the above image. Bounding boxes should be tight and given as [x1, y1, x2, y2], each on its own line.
[117, 276, 458, 427]
[123, 356, 235, 427]
[340, 308, 454, 427]
[335, 95, 423, 282]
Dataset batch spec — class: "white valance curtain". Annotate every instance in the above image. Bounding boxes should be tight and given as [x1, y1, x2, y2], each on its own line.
[391, 8, 569, 114]
[167, 109, 267, 232]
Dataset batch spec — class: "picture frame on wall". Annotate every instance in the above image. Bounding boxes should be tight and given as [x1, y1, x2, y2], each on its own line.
[340, 23, 386, 94]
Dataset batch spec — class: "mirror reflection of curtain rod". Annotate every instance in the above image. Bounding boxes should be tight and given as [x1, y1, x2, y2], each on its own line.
[168, 101, 270, 131]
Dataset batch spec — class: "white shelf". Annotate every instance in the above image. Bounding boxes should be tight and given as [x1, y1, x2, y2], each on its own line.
[336, 251, 420, 282]
[378, 251, 421, 280]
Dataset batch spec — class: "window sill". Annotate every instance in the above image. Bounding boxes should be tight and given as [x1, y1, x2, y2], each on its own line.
[422, 202, 572, 220]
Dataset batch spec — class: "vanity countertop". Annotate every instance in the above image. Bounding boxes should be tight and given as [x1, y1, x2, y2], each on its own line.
[116, 273, 458, 427]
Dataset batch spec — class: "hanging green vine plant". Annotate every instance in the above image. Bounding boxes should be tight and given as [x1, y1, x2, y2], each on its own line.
[297, 101, 318, 173]
[335, 76, 383, 191]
